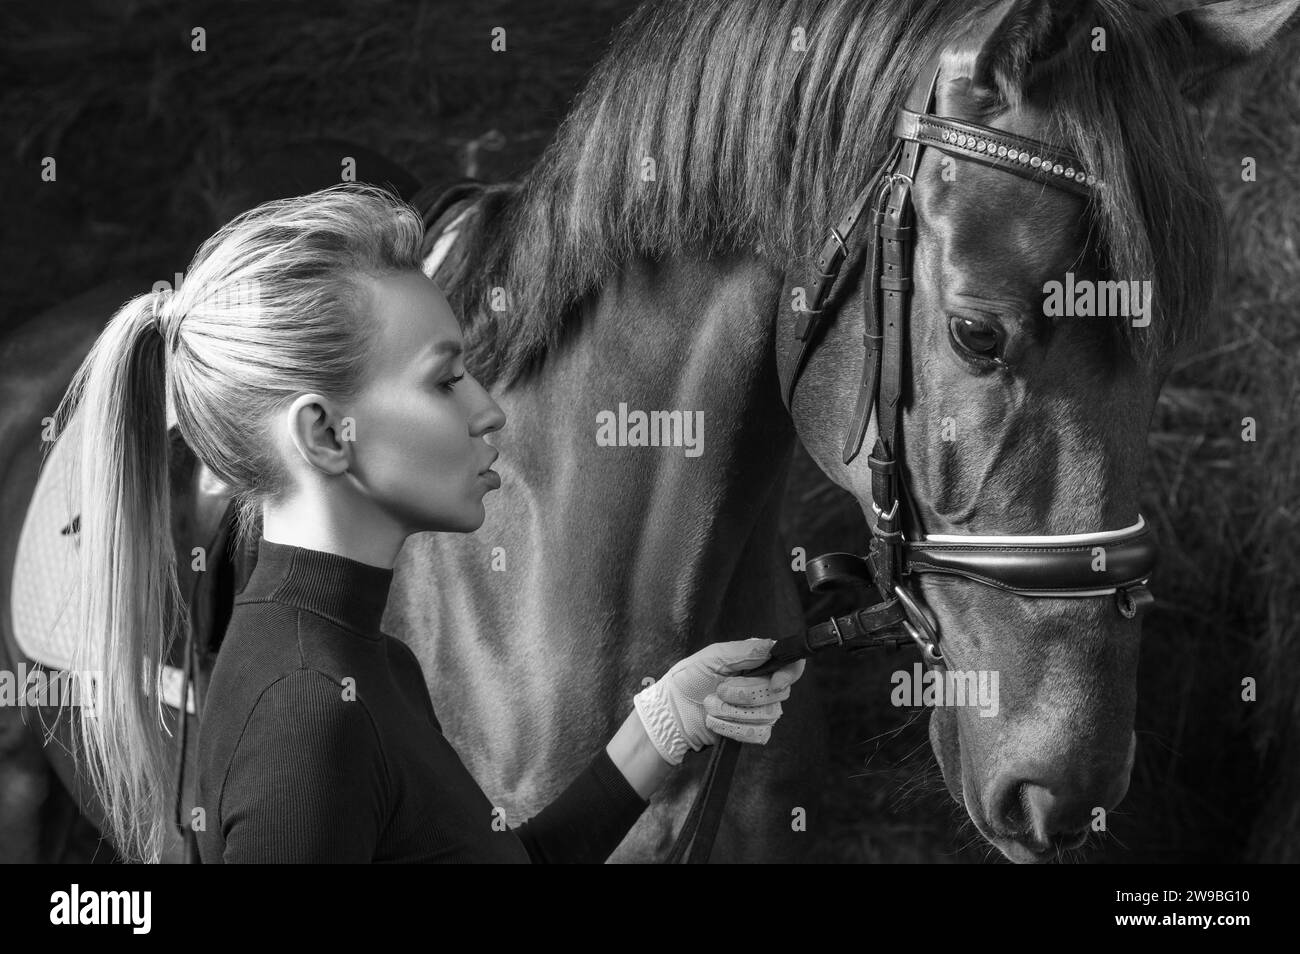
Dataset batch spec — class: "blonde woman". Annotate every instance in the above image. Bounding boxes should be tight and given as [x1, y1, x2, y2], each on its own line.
[56, 182, 805, 863]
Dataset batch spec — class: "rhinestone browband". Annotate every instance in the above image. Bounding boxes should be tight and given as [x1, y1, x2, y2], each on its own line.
[894, 109, 1097, 197]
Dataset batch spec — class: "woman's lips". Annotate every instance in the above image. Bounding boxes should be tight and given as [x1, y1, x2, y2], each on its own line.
[480, 469, 501, 489]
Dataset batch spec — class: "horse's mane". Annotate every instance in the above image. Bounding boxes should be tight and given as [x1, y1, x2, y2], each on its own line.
[438, 0, 1222, 388]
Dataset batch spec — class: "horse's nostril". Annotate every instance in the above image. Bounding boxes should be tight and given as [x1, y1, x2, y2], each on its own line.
[1021, 782, 1098, 843]
[988, 778, 1032, 835]
[987, 776, 1099, 846]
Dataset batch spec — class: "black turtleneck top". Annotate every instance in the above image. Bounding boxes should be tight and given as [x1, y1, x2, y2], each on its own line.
[195, 538, 649, 863]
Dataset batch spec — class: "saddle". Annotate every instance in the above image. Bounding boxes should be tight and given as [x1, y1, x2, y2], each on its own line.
[10, 426, 246, 863]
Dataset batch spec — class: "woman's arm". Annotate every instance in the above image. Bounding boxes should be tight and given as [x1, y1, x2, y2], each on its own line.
[611, 638, 806, 799]
[510, 640, 805, 862]
[605, 710, 674, 800]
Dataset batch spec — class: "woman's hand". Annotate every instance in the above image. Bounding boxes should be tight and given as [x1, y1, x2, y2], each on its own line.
[632, 638, 806, 766]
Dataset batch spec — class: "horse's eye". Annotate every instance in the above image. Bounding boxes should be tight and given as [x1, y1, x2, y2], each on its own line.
[949, 316, 1002, 360]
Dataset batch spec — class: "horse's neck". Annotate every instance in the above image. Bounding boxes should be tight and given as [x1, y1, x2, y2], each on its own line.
[386, 253, 801, 781]
[543, 253, 799, 639]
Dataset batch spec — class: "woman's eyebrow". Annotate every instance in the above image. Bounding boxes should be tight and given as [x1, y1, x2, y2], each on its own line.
[423, 340, 464, 367]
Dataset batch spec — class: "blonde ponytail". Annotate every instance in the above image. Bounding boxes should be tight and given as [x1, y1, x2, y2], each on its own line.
[52, 182, 426, 861]
[56, 292, 183, 863]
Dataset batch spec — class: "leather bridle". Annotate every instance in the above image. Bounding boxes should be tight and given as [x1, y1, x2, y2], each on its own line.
[668, 52, 1158, 863]
[780, 50, 1157, 665]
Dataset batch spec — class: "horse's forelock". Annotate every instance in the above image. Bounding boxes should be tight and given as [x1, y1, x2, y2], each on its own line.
[976, 1, 1225, 369]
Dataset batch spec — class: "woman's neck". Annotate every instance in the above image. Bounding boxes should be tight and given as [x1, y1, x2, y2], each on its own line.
[261, 489, 407, 569]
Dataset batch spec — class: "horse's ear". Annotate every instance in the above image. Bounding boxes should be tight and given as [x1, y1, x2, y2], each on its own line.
[1168, 0, 1299, 107]
[950, 0, 1096, 110]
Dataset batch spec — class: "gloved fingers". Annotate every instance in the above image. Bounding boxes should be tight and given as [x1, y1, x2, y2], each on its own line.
[706, 715, 773, 746]
[694, 638, 777, 676]
[714, 676, 791, 706]
[769, 658, 807, 692]
[691, 720, 719, 752]
[703, 693, 782, 723]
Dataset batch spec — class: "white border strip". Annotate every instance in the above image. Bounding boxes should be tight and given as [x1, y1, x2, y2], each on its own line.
[1005, 586, 1117, 597]
[922, 515, 1146, 547]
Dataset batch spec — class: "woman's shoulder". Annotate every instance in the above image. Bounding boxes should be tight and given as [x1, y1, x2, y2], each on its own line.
[198, 666, 390, 812]
[200, 606, 393, 789]
[238, 668, 384, 750]
[215, 597, 391, 695]
[197, 666, 393, 862]
[203, 663, 384, 750]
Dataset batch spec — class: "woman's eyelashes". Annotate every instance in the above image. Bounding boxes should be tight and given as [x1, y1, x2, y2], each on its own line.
[436, 372, 465, 393]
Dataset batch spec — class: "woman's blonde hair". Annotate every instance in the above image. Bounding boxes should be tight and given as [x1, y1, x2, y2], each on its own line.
[53, 182, 426, 861]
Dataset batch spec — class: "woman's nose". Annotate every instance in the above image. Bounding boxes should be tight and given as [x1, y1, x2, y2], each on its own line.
[470, 378, 506, 436]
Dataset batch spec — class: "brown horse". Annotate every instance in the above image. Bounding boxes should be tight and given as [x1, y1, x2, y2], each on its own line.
[388, 0, 1295, 862]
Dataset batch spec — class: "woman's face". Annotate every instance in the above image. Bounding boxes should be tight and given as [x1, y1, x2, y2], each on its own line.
[345, 269, 505, 533]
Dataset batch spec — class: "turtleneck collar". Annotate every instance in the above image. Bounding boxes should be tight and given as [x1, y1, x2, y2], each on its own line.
[237, 537, 395, 639]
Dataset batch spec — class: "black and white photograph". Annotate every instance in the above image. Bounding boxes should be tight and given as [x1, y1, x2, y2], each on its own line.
[1, 0, 1297, 914]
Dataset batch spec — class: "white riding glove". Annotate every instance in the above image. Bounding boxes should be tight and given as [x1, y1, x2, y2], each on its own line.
[633, 638, 807, 766]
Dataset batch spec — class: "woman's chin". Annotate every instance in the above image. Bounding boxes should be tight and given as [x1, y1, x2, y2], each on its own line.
[469, 503, 489, 531]
[405, 503, 488, 535]
[458, 499, 490, 533]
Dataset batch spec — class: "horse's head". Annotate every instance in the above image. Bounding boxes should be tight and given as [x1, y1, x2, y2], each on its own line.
[780, 0, 1295, 862]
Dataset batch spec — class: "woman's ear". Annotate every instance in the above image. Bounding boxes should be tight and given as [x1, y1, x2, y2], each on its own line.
[282, 393, 352, 476]
[1170, 0, 1299, 108]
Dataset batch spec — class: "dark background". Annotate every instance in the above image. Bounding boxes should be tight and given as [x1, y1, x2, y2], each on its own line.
[1, 0, 1297, 862]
